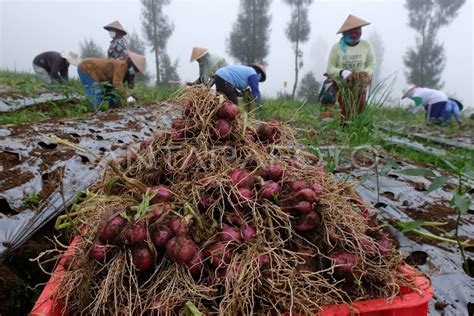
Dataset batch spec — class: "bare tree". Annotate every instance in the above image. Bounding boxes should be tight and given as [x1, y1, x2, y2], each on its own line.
[284, 0, 313, 100]
[141, 0, 174, 85]
[403, 0, 465, 88]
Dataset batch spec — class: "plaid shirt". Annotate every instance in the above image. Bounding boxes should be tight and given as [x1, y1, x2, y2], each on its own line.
[107, 38, 129, 60]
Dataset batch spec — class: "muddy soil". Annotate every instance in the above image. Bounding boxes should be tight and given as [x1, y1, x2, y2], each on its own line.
[0, 151, 23, 169]
[0, 103, 176, 314]
[0, 105, 150, 208]
[402, 202, 473, 246]
[0, 144, 75, 199]
[0, 219, 69, 316]
[0, 151, 33, 195]
[0, 170, 35, 194]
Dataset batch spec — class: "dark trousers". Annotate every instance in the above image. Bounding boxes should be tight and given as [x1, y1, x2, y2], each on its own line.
[424, 101, 446, 123]
[104, 84, 121, 108]
[214, 75, 238, 104]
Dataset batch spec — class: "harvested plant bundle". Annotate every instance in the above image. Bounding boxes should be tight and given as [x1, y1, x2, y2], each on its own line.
[45, 86, 407, 315]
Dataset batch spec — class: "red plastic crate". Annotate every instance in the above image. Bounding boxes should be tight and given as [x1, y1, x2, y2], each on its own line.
[31, 235, 432, 316]
[315, 264, 433, 315]
[30, 235, 81, 316]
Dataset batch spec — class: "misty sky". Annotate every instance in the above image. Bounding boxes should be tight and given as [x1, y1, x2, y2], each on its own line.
[1, 0, 473, 107]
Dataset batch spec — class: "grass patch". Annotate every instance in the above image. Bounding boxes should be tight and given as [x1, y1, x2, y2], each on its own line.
[0, 70, 179, 125]
[383, 140, 472, 170]
[257, 95, 471, 173]
[258, 97, 385, 147]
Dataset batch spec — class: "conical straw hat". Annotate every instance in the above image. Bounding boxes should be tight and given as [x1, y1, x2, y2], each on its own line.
[249, 63, 266, 82]
[60, 51, 82, 66]
[104, 20, 127, 35]
[129, 52, 146, 74]
[401, 84, 417, 99]
[337, 15, 370, 34]
[190, 47, 208, 62]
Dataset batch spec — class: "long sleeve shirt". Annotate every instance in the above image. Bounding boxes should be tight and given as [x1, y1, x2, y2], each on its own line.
[197, 53, 227, 84]
[408, 88, 448, 106]
[33, 51, 69, 81]
[78, 58, 130, 98]
[407, 88, 448, 120]
[327, 39, 376, 84]
[107, 37, 129, 60]
[215, 65, 262, 103]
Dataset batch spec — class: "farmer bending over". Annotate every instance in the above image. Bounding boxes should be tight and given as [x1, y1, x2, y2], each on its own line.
[188, 47, 227, 86]
[402, 84, 464, 126]
[213, 64, 266, 112]
[32, 51, 81, 85]
[326, 15, 376, 125]
[77, 52, 145, 109]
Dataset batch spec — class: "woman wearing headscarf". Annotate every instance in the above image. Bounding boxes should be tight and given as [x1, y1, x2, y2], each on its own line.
[104, 21, 129, 60]
[214, 64, 266, 110]
[77, 52, 145, 109]
[189, 47, 227, 86]
[326, 15, 376, 124]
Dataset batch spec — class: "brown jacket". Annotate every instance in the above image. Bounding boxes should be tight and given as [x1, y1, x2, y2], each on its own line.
[78, 58, 129, 98]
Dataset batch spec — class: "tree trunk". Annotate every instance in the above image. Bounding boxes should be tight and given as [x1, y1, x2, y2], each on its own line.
[252, 0, 256, 63]
[155, 48, 160, 85]
[291, 4, 301, 100]
[151, 1, 161, 85]
[420, 9, 428, 86]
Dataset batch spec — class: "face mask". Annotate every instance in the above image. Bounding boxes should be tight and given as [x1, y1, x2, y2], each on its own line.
[109, 31, 116, 38]
[129, 67, 136, 75]
[346, 28, 362, 42]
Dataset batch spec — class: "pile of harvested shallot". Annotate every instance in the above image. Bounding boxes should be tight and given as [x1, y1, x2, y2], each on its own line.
[41, 86, 408, 315]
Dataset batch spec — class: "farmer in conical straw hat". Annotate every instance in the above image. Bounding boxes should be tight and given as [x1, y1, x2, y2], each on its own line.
[326, 14, 376, 125]
[402, 84, 463, 127]
[77, 51, 145, 109]
[32, 51, 81, 85]
[213, 63, 266, 112]
[188, 47, 227, 86]
[104, 20, 129, 61]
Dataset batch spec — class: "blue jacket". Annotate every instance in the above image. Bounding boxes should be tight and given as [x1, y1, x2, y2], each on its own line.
[215, 65, 261, 103]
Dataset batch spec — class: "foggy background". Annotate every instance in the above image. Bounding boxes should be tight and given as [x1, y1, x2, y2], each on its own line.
[1, 0, 472, 107]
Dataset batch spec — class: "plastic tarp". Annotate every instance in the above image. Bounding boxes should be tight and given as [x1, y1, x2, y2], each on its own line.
[380, 123, 474, 151]
[333, 159, 474, 315]
[0, 103, 178, 259]
[409, 132, 474, 151]
[384, 135, 447, 156]
[0, 90, 84, 112]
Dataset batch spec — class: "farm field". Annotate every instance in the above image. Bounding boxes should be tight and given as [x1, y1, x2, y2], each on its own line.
[0, 71, 473, 315]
